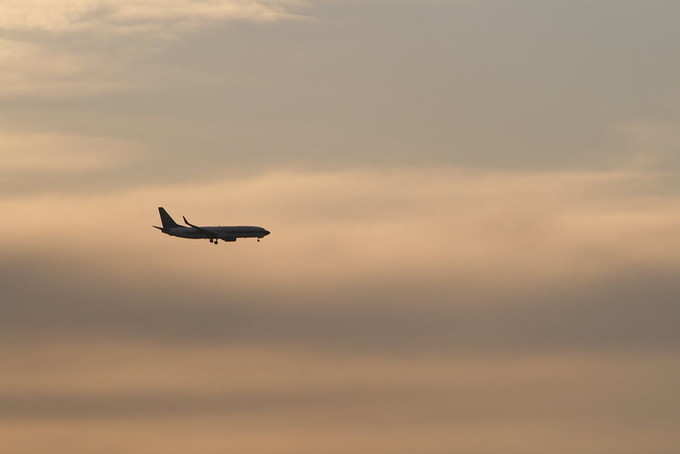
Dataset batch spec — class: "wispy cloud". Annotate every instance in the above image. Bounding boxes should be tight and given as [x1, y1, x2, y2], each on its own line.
[0, 1, 302, 33]
[3, 2, 680, 451]
[0, 132, 140, 172]
[2, 173, 679, 449]
[0, 1, 306, 96]
[4, 168, 679, 283]
[0, 39, 126, 96]
[2, 168, 680, 355]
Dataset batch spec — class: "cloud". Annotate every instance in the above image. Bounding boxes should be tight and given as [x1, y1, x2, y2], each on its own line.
[0, 1, 301, 33]
[1, 168, 679, 453]
[0, 39, 126, 96]
[6, 168, 680, 285]
[1, 168, 680, 354]
[0, 132, 140, 172]
[3, 252, 680, 354]
[3, 355, 677, 421]
[1, 341, 678, 453]
[0, 1, 305, 97]
[0, 131, 144, 201]
[615, 120, 680, 170]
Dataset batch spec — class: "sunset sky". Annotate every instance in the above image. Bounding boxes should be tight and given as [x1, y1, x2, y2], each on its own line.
[2, 1, 680, 453]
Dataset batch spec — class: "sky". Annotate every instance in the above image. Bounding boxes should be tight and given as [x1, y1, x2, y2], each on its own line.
[2, 1, 680, 452]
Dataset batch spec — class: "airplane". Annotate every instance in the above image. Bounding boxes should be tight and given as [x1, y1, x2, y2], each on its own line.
[153, 207, 271, 244]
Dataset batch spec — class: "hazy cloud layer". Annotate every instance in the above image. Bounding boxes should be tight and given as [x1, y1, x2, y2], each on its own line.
[3, 1, 680, 453]
[0, 0, 305, 96]
[2, 169, 680, 355]
[1, 132, 140, 172]
[3, 0, 680, 175]
[0, 0, 678, 181]
[0, 0, 301, 33]
[0, 39, 126, 96]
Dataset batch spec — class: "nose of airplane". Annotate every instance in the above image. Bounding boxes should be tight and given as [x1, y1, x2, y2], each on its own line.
[264, 230, 271, 236]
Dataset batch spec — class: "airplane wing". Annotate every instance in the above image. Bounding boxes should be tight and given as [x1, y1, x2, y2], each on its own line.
[183, 216, 217, 238]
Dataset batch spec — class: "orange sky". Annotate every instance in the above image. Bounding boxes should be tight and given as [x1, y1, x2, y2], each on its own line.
[2, 1, 680, 453]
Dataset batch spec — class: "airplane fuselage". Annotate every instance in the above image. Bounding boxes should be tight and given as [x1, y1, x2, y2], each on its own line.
[160, 225, 269, 241]
[154, 207, 270, 244]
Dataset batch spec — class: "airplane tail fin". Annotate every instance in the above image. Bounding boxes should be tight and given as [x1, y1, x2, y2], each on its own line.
[158, 207, 180, 229]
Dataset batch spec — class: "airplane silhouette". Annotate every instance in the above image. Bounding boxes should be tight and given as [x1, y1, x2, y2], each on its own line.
[153, 207, 270, 244]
